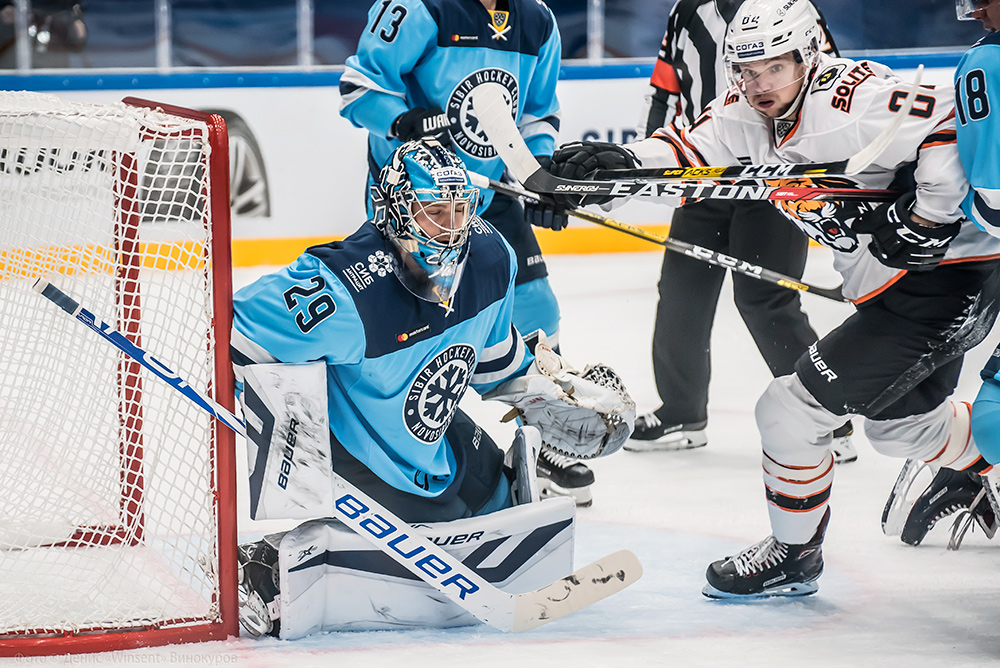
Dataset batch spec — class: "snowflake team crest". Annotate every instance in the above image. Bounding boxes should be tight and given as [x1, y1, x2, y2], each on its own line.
[403, 344, 477, 443]
[448, 69, 519, 160]
[368, 250, 392, 277]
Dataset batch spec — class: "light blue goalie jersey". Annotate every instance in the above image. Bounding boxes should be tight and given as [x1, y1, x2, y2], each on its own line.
[231, 219, 532, 498]
[956, 31, 1000, 238]
[339, 0, 562, 212]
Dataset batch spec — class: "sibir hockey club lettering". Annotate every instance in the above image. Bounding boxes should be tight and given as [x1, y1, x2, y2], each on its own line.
[0, 147, 111, 175]
[335, 493, 481, 600]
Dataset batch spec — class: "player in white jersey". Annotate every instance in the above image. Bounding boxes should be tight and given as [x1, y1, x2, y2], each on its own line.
[549, 0, 1000, 598]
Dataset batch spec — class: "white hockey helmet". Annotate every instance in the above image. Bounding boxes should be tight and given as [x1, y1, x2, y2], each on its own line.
[370, 139, 480, 303]
[724, 0, 821, 93]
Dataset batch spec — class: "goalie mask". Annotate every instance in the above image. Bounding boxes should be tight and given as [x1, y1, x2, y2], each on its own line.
[724, 0, 820, 119]
[371, 139, 480, 303]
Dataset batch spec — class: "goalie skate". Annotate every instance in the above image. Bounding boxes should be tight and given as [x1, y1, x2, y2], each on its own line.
[537, 445, 594, 507]
[237, 538, 282, 638]
[703, 508, 829, 599]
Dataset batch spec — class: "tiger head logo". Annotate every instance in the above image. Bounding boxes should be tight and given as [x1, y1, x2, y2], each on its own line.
[768, 177, 875, 252]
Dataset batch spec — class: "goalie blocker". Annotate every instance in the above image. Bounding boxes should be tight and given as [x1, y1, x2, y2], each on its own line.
[240, 362, 576, 637]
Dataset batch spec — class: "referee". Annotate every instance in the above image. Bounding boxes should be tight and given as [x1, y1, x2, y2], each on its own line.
[626, 0, 857, 462]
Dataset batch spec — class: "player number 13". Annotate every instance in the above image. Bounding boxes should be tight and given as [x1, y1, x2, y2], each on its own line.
[370, 0, 407, 44]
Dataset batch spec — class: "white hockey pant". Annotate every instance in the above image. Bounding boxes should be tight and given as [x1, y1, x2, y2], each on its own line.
[758, 374, 983, 544]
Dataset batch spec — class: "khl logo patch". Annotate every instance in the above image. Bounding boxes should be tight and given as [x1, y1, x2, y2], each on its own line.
[448, 68, 519, 160]
[404, 344, 477, 443]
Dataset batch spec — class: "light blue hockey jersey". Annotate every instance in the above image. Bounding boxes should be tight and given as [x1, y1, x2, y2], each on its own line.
[956, 31, 1000, 238]
[231, 219, 532, 498]
[339, 0, 562, 212]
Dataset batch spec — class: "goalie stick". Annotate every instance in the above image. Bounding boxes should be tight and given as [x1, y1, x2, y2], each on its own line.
[32, 278, 642, 634]
[470, 66, 922, 201]
[591, 66, 923, 182]
[469, 172, 846, 303]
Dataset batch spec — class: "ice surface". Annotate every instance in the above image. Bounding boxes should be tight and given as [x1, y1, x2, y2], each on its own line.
[29, 247, 1000, 667]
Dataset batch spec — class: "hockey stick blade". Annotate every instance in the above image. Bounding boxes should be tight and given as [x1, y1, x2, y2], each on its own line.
[591, 65, 925, 182]
[471, 83, 895, 202]
[470, 172, 846, 302]
[513, 549, 642, 632]
[33, 278, 642, 633]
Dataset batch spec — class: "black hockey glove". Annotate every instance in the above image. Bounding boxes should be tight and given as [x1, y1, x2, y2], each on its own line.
[391, 107, 453, 147]
[854, 191, 961, 271]
[549, 141, 638, 207]
[523, 156, 570, 231]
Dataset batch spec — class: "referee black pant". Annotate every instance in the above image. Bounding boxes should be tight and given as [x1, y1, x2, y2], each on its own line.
[651, 199, 817, 426]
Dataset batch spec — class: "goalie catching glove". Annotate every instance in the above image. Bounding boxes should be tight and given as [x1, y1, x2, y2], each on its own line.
[485, 337, 635, 459]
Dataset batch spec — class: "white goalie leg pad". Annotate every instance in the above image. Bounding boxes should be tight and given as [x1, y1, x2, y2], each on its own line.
[275, 497, 576, 638]
[484, 336, 636, 459]
[241, 362, 334, 520]
[866, 401, 982, 470]
[506, 426, 541, 506]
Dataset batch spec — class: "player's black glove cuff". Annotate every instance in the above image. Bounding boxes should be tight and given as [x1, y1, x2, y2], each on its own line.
[391, 107, 453, 147]
[854, 191, 961, 271]
[524, 156, 570, 231]
[549, 141, 638, 208]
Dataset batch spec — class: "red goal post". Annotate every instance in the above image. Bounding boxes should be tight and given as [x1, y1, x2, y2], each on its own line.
[0, 93, 238, 655]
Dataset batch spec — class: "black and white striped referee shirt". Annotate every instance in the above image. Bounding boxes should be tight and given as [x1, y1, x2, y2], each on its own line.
[640, 0, 838, 138]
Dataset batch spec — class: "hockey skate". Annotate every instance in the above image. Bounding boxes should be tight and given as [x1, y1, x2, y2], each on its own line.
[897, 466, 998, 548]
[703, 508, 829, 599]
[831, 422, 858, 465]
[238, 538, 282, 638]
[536, 444, 594, 507]
[624, 412, 707, 452]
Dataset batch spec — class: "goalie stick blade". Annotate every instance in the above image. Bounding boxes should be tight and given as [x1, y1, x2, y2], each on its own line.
[512, 550, 642, 632]
[591, 65, 925, 182]
[471, 84, 896, 203]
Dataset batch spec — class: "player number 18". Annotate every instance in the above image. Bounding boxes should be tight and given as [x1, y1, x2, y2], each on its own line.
[955, 69, 990, 126]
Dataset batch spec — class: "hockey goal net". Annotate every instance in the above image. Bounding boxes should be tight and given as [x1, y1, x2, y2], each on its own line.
[0, 92, 237, 655]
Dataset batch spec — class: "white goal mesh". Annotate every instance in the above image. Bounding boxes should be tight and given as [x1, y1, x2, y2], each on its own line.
[0, 91, 236, 653]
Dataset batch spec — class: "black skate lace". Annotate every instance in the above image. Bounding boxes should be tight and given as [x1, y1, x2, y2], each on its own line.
[731, 536, 788, 577]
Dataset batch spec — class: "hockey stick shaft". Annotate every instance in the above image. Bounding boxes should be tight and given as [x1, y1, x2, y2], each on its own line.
[591, 65, 924, 182]
[33, 279, 640, 633]
[471, 65, 922, 201]
[471, 173, 846, 302]
[471, 84, 896, 201]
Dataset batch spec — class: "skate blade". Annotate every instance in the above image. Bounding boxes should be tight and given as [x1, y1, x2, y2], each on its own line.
[701, 580, 819, 600]
[881, 459, 936, 536]
[539, 479, 593, 507]
[624, 433, 707, 452]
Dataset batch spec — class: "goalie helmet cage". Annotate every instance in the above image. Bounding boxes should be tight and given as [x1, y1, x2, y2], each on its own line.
[0, 92, 238, 656]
